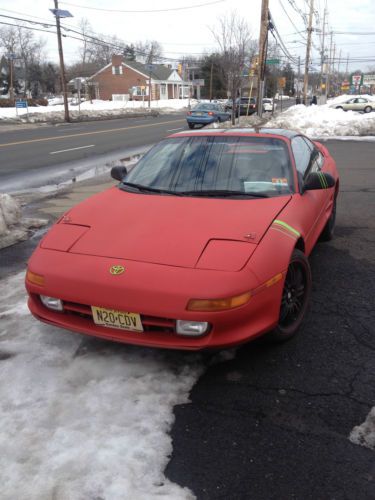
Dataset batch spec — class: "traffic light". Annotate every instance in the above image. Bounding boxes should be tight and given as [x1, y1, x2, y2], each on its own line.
[177, 64, 182, 75]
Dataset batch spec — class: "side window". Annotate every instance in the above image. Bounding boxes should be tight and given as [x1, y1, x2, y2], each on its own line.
[310, 151, 324, 172]
[291, 136, 313, 179]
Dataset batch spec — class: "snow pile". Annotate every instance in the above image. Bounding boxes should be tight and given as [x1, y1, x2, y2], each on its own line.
[350, 407, 375, 450]
[265, 104, 375, 137]
[0, 193, 48, 249]
[0, 98, 195, 123]
[0, 272, 203, 499]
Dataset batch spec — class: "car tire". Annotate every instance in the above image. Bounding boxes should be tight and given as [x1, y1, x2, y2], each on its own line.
[336, 106, 344, 110]
[267, 249, 312, 342]
[364, 106, 372, 113]
[188, 123, 195, 129]
[319, 197, 336, 242]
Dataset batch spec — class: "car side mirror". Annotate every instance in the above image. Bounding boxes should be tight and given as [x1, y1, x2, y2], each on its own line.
[111, 165, 127, 181]
[303, 171, 335, 192]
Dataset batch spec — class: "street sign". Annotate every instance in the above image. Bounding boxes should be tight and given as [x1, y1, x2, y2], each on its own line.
[278, 77, 286, 88]
[363, 74, 375, 85]
[74, 78, 82, 90]
[15, 100, 27, 108]
[266, 59, 280, 65]
[350, 73, 363, 87]
[145, 64, 155, 72]
[192, 79, 205, 86]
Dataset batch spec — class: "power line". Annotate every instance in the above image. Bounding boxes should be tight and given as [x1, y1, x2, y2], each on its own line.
[60, 0, 226, 13]
[278, 0, 307, 43]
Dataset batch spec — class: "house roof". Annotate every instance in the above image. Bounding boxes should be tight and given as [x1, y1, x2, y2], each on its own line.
[88, 57, 184, 83]
[123, 60, 174, 81]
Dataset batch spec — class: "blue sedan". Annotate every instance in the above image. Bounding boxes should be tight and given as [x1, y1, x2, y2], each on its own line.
[186, 103, 231, 129]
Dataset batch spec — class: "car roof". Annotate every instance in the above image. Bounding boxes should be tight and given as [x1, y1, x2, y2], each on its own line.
[170, 128, 300, 140]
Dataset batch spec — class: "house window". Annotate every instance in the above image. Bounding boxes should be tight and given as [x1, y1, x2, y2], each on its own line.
[133, 86, 148, 96]
[112, 65, 123, 75]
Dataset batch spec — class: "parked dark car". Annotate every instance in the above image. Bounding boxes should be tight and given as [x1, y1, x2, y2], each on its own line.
[186, 103, 231, 129]
[225, 97, 257, 116]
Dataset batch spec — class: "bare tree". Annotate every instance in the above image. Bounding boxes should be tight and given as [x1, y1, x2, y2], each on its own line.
[135, 40, 163, 64]
[0, 25, 45, 95]
[211, 12, 252, 123]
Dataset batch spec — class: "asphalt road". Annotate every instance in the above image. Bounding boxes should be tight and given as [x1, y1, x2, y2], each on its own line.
[165, 139, 375, 499]
[0, 113, 186, 177]
[1, 136, 374, 498]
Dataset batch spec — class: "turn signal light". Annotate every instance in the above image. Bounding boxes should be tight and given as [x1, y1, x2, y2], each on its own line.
[26, 270, 45, 286]
[187, 291, 251, 312]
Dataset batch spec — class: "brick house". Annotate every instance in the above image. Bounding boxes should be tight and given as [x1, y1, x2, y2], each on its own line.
[88, 55, 191, 101]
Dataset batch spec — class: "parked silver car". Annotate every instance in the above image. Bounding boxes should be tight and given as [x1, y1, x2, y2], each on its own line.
[331, 97, 374, 113]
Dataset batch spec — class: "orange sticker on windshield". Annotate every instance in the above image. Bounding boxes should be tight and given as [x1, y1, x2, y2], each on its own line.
[272, 178, 288, 185]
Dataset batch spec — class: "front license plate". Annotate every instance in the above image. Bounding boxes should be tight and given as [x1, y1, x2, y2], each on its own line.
[91, 306, 143, 332]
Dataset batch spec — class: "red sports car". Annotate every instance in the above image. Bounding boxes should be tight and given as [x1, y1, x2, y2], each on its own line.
[26, 129, 339, 350]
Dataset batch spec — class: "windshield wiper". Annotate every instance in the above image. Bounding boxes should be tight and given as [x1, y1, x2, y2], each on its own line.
[179, 189, 269, 198]
[120, 182, 182, 196]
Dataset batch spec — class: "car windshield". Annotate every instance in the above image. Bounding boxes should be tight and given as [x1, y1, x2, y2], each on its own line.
[193, 103, 220, 111]
[122, 136, 293, 198]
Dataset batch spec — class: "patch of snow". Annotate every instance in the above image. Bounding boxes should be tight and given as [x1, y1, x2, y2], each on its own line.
[0, 272, 203, 499]
[349, 407, 375, 450]
[0, 194, 49, 249]
[264, 104, 375, 137]
[0, 99, 195, 123]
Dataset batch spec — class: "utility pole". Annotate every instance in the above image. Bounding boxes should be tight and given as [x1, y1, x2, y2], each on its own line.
[326, 31, 333, 97]
[320, 5, 326, 96]
[9, 56, 14, 102]
[52, 0, 70, 122]
[303, 0, 314, 105]
[345, 53, 349, 78]
[257, 0, 269, 117]
[209, 61, 213, 102]
[297, 56, 301, 102]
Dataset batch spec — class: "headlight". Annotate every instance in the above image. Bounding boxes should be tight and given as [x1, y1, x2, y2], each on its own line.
[40, 295, 64, 311]
[176, 320, 209, 336]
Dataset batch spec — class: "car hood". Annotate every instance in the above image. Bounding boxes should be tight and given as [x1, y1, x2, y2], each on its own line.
[43, 187, 291, 269]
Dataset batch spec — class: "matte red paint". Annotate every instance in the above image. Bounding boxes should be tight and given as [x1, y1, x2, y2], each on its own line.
[25, 131, 339, 350]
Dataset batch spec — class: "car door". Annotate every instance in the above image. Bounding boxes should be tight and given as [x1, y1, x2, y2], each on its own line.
[356, 98, 368, 111]
[344, 98, 356, 111]
[291, 136, 330, 253]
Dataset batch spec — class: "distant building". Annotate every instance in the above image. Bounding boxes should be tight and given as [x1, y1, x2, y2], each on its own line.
[88, 55, 191, 101]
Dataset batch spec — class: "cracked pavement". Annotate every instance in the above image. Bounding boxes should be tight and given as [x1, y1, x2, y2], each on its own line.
[166, 140, 375, 499]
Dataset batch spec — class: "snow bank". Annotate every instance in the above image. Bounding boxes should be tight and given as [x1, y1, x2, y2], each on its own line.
[265, 104, 375, 137]
[350, 407, 375, 450]
[0, 272, 203, 499]
[0, 98, 195, 123]
[0, 194, 48, 249]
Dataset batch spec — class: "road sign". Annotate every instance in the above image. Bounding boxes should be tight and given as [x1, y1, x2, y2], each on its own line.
[363, 74, 375, 85]
[266, 59, 280, 65]
[145, 64, 155, 72]
[278, 77, 286, 88]
[15, 100, 27, 108]
[350, 73, 363, 86]
[192, 79, 205, 86]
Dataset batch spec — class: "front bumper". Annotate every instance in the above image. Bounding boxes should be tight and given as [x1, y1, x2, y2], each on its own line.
[26, 250, 283, 350]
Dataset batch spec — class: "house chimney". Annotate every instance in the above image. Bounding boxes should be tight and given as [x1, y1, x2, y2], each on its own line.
[112, 54, 124, 66]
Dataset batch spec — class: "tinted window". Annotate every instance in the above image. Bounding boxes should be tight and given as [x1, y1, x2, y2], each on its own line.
[291, 136, 314, 178]
[124, 136, 293, 197]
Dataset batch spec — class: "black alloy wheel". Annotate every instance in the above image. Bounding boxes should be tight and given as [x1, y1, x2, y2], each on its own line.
[268, 249, 312, 341]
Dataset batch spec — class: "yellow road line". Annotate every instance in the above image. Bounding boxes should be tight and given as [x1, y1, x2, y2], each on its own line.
[0, 118, 185, 148]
